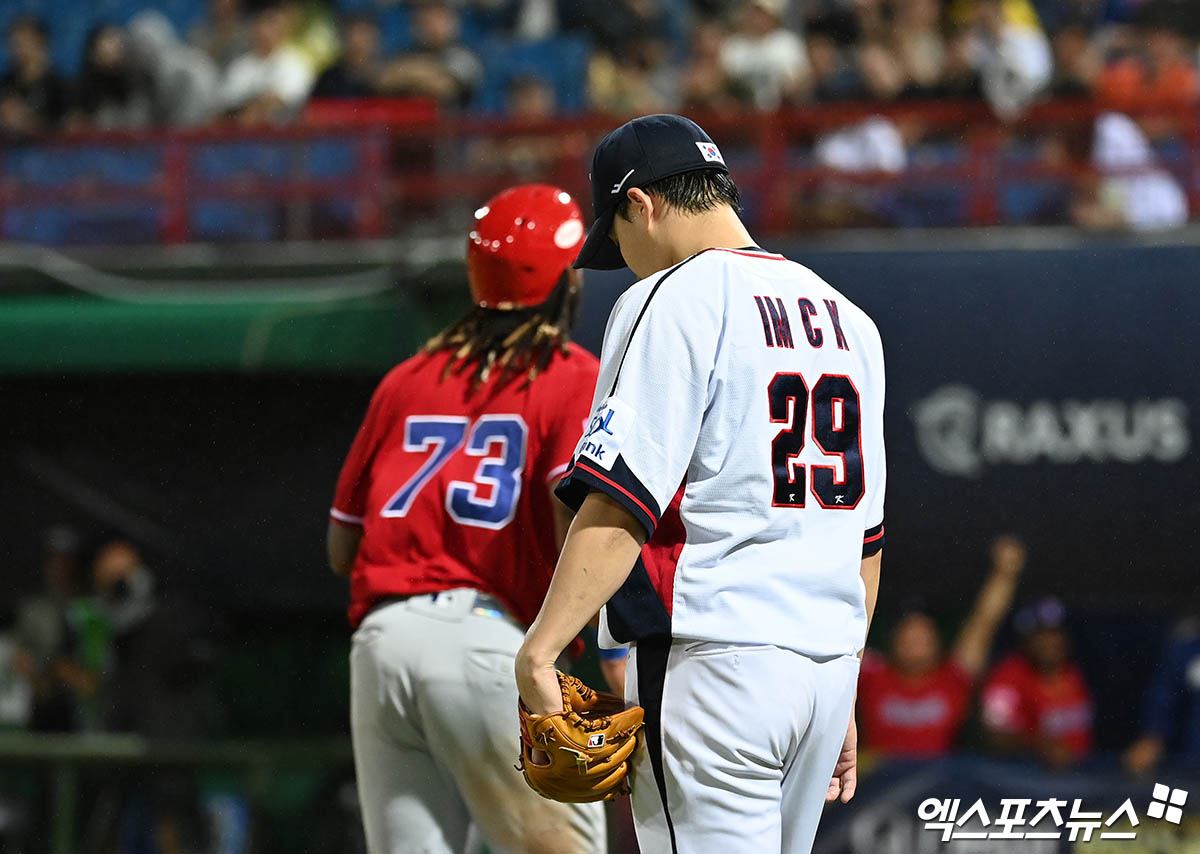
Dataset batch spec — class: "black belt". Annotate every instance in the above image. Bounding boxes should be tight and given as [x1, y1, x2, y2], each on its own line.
[367, 593, 411, 615]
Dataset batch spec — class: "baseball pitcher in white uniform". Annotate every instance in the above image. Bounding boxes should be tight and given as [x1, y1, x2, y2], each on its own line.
[515, 114, 886, 853]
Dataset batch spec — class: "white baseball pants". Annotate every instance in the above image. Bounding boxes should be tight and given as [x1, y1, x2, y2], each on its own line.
[350, 589, 606, 854]
[625, 638, 859, 854]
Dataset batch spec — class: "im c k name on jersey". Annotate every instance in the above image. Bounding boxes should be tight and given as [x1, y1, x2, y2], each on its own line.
[554, 246, 886, 662]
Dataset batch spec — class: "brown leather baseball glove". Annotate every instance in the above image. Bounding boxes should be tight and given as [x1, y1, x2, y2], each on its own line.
[517, 671, 645, 803]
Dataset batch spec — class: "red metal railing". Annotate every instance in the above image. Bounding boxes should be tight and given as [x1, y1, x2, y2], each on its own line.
[0, 100, 1196, 244]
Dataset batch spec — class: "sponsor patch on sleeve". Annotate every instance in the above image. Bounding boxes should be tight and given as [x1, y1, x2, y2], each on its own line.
[576, 397, 634, 471]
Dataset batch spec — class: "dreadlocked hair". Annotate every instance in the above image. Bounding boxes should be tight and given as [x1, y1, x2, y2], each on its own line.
[424, 273, 580, 389]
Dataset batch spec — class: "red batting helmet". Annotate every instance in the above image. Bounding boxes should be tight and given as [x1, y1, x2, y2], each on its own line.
[467, 184, 585, 309]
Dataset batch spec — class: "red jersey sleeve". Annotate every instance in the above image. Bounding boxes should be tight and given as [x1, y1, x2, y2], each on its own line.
[331, 370, 401, 526]
[858, 649, 886, 690]
[534, 347, 599, 487]
[855, 650, 885, 714]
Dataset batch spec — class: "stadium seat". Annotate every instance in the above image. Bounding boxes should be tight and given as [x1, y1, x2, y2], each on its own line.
[4, 144, 159, 187]
[1001, 182, 1071, 224]
[887, 185, 970, 227]
[85, 145, 161, 185]
[3, 201, 161, 245]
[192, 141, 292, 182]
[62, 201, 162, 244]
[3, 207, 69, 244]
[473, 35, 591, 115]
[3, 148, 72, 187]
[375, 4, 414, 56]
[191, 201, 280, 243]
[305, 138, 357, 180]
[908, 141, 967, 167]
[43, 0, 92, 76]
[157, 0, 205, 35]
[0, 0, 202, 74]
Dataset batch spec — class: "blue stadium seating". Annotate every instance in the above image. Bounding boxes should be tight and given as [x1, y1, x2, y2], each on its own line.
[1001, 181, 1071, 223]
[187, 137, 361, 241]
[189, 141, 292, 241]
[908, 140, 968, 167]
[1, 141, 163, 244]
[3, 207, 70, 244]
[887, 185, 970, 227]
[374, 4, 414, 56]
[192, 141, 291, 182]
[63, 201, 162, 243]
[304, 138, 358, 180]
[2, 0, 593, 116]
[3, 202, 162, 244]
[191, 200, 280, 242]
[5, 144, 160, 186]
[473, 35, 591, 115]
[0, 0, 205, 74]
[4, 147, 73, 188]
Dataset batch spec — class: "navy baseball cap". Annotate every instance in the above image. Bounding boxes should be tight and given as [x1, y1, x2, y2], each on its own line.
[574, 114, 731, 271]
[1014, 597, 1067, 636]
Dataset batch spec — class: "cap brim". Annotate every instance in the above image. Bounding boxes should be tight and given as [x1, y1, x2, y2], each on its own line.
[572, 208, 626, 270]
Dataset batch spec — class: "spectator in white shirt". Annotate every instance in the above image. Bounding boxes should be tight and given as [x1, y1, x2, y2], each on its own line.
[219, 0, 314, 124]
[815, 116, 907, 174]
[128, 11, 221, 127]
[720, 0, 810, 109]
[968, 0, 1052, 119]
[1075, 112, 1188, 231]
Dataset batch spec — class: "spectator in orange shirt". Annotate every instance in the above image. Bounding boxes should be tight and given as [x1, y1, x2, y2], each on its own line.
[1096, 10, 1198, 113]
[858, 536, 1025, 757]
[981, 597, 1094, 768]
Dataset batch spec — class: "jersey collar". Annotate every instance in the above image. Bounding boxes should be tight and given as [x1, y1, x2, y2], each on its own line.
[713, 246, 786, 260]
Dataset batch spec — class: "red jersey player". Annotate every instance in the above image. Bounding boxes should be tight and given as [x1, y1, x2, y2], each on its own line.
[326, 185, 610, 854]
[858, 536, 1025, 756]
[981, 596, 1094, 767]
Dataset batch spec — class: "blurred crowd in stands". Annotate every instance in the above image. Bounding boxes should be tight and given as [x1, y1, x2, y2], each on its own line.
[0, 0, 1195, 234]
[857, 535, 1200, 775]
[0, 524, 1197, 847]
[0, 526, 226, 849]
[5, 525, 1200, 772]
[0, 0, 1196, 132]
[1, 527, 215, 738]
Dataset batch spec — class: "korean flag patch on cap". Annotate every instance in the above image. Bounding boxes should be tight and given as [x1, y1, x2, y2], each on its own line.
[696, 141, 725, 164]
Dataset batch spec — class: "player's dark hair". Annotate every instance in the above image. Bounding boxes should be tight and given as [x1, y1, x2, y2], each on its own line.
[615, 168, 741, 221]
[424, 271, 580, 389]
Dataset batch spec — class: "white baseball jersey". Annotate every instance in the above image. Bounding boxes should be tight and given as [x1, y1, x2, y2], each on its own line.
[556, 246, 885, 660]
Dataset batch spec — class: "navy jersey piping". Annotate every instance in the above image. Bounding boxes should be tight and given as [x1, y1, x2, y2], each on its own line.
[605, 249, 713, 398]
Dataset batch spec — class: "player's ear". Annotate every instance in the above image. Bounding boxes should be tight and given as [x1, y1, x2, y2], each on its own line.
[625, 187, 653, 228]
